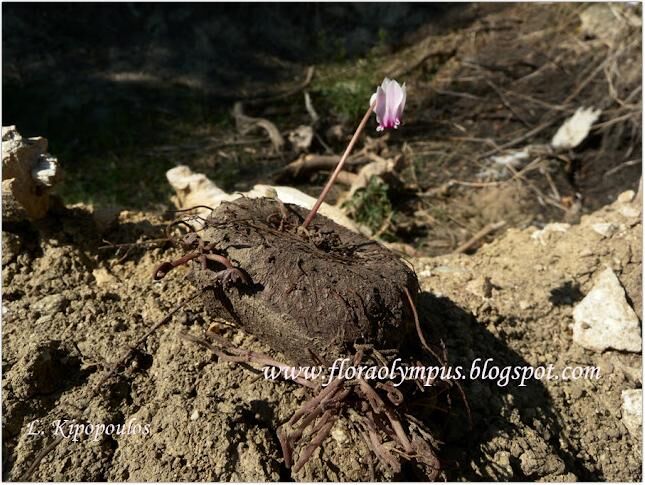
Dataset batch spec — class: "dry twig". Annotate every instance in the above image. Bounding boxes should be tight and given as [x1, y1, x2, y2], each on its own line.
[233, 102, 285, 153]
[453, 221, 507, 254]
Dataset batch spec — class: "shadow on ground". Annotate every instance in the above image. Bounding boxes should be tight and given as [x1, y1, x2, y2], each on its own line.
[415, 292, 593, 480]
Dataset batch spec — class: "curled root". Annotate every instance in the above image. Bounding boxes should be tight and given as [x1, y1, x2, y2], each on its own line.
[276, 373, 441, 478]
[153, 230, 251, 289]
[180, 328, 442, 478]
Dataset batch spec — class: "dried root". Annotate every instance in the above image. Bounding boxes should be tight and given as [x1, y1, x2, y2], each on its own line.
[152, 229, 251, 289]
[180, 326, 445, 479]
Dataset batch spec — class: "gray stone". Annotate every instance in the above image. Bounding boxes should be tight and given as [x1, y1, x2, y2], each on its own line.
[572, 268, 642, 352]
[619, 205, 640, 219]
[531, 223, 570, 245]
[591, 222, 618, 238]
[617, 190, 636, 204]
[32, 154, 61, 187]
[621, 389, 642, 438]
[33, 293, 67, 316]
[287, 125, 314, 152]
[2, 126, 62, 221]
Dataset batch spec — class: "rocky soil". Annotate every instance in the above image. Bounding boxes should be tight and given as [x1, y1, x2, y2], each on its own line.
[2, 2, 642, 482]
[2, 189, 641, 481]
[417, 189, 642, 481]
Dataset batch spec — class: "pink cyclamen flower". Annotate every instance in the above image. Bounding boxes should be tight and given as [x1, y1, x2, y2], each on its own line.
[370, 77, 406, 131]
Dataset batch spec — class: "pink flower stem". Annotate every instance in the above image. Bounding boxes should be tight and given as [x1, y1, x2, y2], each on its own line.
[301, 103, 375, 229]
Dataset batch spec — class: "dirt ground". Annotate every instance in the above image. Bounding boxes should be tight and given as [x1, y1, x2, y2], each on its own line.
[2, 188, 642, 481]
[2, 2, 642, 482]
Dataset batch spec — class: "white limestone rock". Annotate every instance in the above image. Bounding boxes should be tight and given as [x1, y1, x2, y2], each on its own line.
[166, 165, 362, 233]
[2, 125, 62, 220]
[572, 268, 642, 352]
[591, 222, 618, 238]
[551, 107, 601, 150]
[621, 389, 642, 438]
[619, 205, 641, 219]
[531, 223, 571, 245]
[617, 190, 636, 204]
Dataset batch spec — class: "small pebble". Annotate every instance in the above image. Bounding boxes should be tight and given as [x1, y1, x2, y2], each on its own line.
[621, 389, 642, 438]
[591, 222, 617, 238]
[93, 268, 115, 286]
[531, 223, 570, 245]
[33, 293, 67, 316]
[617, 190, 635, 203]
[569, 384, 584, 400]
[620, 205, 640, 218]
[331, 424, 348, 444]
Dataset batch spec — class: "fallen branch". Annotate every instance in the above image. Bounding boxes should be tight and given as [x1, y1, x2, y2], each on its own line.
[454, 220, 506, 253]
[232, 102, 285, 153]
[476, 119, 557, 161]
[277, 152, 369, 181]
[603, 158, 641, 178]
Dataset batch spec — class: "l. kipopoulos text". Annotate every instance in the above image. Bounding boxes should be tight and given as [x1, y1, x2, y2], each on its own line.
[262, 357, 601, 387]
[25, 418, 151, 441]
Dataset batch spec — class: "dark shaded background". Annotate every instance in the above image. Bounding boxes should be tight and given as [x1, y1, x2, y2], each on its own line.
[3, 3, 469, 144]
[4, 3, 485, 207]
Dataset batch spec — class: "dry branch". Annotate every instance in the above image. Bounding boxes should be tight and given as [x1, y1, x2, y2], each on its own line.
[454, 220, 507, 253]
[232, 102, 285, 153]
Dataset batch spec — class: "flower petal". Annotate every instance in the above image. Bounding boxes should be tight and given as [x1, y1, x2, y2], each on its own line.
[386, 80, 405, 125]
[373, 86, 387, 125]
[396, 83, 407, 121]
